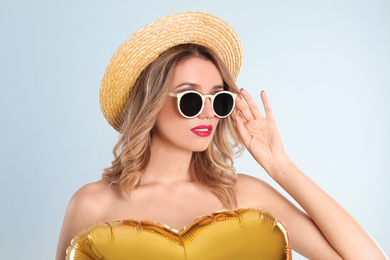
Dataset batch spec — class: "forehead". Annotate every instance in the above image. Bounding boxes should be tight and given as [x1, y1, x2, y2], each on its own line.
[170, 57, 223, 92]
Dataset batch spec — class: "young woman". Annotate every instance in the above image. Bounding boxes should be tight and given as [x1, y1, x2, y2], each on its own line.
[56, 12, 386, 260]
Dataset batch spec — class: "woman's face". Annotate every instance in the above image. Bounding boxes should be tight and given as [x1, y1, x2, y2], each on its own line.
[153, 57, 223, 152]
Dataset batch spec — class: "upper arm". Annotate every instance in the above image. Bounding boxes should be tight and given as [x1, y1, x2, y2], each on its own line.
[237, 174, 342, 260]
[55, 183, 105, 260]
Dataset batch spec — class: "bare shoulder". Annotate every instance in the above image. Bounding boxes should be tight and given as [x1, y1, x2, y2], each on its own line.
[70, 179, 118, 210]
[236, 173, 271, 190]
[236, 173, 312, 237]
[236, 173, 278, 208]
[67, 181, 104, 217]
[55, 179, 120, 260]
[65, 179, 119, 230]
[236, 173, 300, 215]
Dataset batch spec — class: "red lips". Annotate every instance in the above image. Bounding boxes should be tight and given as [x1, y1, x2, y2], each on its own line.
[191, 125, 213, 137]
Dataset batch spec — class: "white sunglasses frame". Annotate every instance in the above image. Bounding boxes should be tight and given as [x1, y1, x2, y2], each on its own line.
[168, 90, 237, 119]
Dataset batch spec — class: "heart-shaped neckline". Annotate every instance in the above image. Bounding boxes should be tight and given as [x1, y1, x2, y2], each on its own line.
[67, 208, 292, 260]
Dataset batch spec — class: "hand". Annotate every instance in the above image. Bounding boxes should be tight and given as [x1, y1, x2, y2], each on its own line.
[231, 89, 288, 172]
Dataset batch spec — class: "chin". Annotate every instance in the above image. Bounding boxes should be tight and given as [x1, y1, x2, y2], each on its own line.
[193, 147, 208, 152]
[192, 143, 211, 152]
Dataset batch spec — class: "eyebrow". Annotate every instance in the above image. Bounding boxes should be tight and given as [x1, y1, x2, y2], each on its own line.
[174, 82, 224, 91]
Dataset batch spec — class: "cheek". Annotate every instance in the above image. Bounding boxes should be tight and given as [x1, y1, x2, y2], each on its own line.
[154, 99, 184, 136]
[156, 99, 180, 122]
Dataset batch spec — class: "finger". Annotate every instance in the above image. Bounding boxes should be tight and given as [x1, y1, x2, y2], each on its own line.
[261, 90, 274, 119]
[240, 88, 264, 119]
[235, 96, 255, 122]
[231, 113, 250, 146]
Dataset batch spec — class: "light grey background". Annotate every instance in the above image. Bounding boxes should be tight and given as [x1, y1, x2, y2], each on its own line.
[0, 1, 389, 259]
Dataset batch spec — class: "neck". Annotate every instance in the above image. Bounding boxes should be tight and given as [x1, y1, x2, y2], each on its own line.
[139, 136, 193, 186]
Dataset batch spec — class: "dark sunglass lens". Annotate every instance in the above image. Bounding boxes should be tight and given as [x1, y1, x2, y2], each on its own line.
[214, 93, 234, 117]
[180, 92, 202, 117]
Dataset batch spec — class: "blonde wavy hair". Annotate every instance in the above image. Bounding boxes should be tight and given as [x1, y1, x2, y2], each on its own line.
[102, 44, 244, 208]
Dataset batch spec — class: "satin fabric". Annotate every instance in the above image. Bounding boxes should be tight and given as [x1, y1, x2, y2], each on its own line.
[66, 208, 291, 260]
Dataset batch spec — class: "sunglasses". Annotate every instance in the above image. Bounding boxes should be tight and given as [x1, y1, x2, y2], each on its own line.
[168, 90, 237, 119]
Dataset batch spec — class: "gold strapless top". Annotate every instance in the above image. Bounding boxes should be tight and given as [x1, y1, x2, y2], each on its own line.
[66, 208, 291, 260]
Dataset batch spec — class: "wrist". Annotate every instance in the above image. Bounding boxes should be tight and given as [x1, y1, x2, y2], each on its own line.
[262, 153, 294, 181]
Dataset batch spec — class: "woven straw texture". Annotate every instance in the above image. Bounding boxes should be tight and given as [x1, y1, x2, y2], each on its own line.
[100, 12, 243, 131]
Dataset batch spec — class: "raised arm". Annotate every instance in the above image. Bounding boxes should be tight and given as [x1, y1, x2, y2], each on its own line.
[232, 89, 387, 259]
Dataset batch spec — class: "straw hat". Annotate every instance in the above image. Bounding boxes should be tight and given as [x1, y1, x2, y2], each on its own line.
[100, 12, 243, 131]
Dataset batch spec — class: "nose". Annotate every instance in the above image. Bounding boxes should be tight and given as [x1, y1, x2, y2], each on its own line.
[198, 98, 214, 119]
